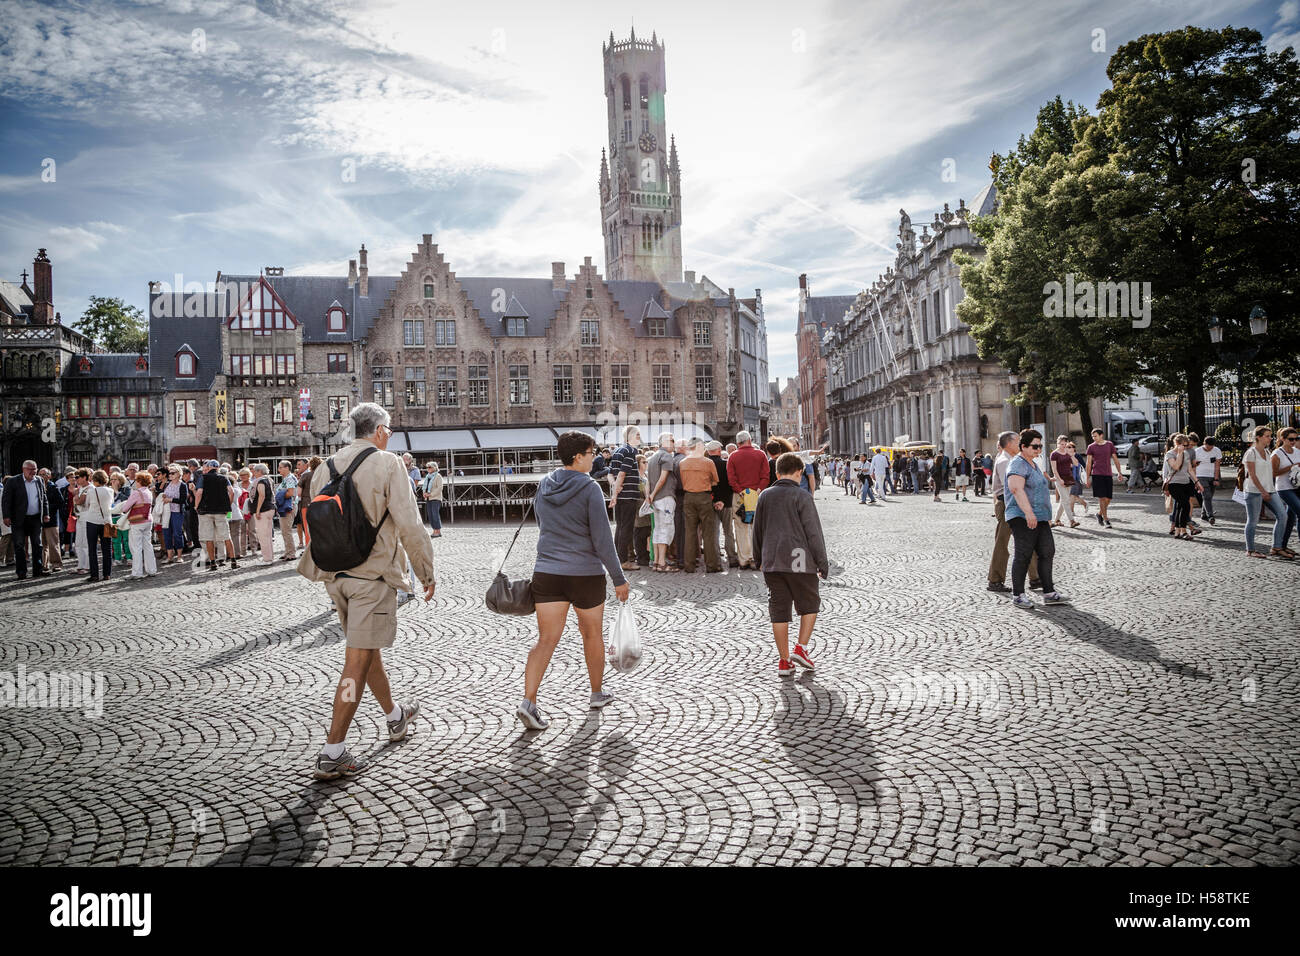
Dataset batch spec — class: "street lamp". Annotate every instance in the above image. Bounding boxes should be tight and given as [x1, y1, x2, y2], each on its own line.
[1208, 306, 1268, 430]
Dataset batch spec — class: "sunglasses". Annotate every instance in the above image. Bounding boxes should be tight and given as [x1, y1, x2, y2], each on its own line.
[1028, 443, 1043, 449]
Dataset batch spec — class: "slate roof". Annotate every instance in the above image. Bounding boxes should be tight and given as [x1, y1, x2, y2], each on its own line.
[148, 292, 227, 390]
[146, 268, 726, 369]
[458, 278, 565, 338]
[0, 278, 32, 317]
[62, 353, 152, 380]
[803, 294, 855, 331]
[969, 181, 998, 217]
[221, 274, 395, 343]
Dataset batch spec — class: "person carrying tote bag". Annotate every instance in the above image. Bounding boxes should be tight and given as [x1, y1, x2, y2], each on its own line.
[81, 469, 116, 581]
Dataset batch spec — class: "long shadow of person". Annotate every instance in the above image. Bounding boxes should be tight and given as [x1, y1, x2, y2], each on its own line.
[204, 785, 332, 865]
[1044, 606, 1212, 680]
[773, 678, 880, 833]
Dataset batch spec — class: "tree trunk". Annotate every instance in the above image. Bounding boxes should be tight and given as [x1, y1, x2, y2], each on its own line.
[1077, 398, 1094, 436]
[1185, 362, 1206, 438]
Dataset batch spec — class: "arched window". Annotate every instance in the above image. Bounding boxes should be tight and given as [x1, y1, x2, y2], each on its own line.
[327, 306, 346, 332]
[176, 347, 197, 377]
[621, 76, 631, 111]
[639, 77, 649, 110]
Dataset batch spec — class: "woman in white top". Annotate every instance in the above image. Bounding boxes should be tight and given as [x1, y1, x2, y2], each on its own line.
[81, 468, 117, 580]
[1241, 425, 1287, 559]
[1271, 426, 1300, 558]
[72, 468, 92, 572]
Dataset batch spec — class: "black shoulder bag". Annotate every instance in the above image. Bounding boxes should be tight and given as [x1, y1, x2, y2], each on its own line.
[485, 501, 535, 615]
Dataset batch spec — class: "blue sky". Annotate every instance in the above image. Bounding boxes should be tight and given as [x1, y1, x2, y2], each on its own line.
[1, 0, 1296, 379]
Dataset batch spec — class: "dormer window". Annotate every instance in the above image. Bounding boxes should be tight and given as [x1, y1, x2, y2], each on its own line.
[327, 306, 346, 333]
[506, 318, 526, 337]
[175, 346, 197, 377]
[646, 318, 666, 337]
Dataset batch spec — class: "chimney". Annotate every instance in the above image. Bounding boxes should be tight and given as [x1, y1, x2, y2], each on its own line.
[684, 270, 695, 284]
[32, 249, 53, 324]
[552, 261, 566, 290]
[358, 243, 368, 296]
[798, 273, 807, 291]
[347, 259, 357, 289]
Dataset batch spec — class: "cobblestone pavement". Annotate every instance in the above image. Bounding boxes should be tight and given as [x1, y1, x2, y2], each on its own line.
[2, 484, 1297, 866]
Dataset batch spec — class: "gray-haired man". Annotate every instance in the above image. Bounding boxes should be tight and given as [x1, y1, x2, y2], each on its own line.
[988, 430, 1039, 593]
[299, 402, 436, 779]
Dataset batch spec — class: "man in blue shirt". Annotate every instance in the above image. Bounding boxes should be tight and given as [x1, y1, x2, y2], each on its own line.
[1004, 428, 1069, 610]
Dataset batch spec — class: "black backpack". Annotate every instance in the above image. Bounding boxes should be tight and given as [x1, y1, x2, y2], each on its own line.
[303, 447, 389, 572]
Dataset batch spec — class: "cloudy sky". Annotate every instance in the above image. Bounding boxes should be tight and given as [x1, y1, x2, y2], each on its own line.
[1, 0, 1294, 378]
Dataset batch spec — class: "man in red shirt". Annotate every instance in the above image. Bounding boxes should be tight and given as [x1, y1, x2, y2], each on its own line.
[726, 430, 770, 570]
[1084, 427, 1124, 528]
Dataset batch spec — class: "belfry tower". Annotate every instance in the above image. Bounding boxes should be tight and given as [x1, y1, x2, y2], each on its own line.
[599, 28, 683, 283]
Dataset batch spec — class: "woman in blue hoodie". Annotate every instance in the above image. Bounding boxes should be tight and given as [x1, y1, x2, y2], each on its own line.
[517, 431, 630, 731]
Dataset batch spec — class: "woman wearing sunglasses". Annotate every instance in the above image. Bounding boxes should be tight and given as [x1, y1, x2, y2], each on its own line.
[1241, 425, 1287, 559]
[1004, 428, 1070, 610]
[1269, 427, 1300, 559]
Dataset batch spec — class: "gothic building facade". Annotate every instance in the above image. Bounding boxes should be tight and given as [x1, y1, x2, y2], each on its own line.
[0, 250, 164, 473]
[822, 186, 1086, 457]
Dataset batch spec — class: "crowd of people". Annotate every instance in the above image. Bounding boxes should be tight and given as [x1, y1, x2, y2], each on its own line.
[5, 405, 1296, 778]
[825, 448, 994, 502]
[0, 454, 379, 581]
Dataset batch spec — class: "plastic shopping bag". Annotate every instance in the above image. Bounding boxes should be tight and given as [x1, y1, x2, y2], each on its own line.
[606, 600, 643, 674]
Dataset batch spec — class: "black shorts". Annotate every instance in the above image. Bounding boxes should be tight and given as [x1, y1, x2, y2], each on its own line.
[763, 571, 821, 624]
[531, 571, 607, 610]
[1092, 475, 1114, 499]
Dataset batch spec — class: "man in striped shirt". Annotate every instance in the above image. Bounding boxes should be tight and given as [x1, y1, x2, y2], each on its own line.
[607, 425, 643, 570]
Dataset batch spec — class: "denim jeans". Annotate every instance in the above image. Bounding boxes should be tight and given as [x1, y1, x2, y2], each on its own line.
[1244, 492, 1286, 552]
[1196, 477, 1218, 519]
[1276, 488, 1300, 550]
[425, 499, 442, 531]
[860, 475, 875, 502]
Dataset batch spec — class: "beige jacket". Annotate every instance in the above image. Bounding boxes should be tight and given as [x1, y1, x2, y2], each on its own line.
[296, 437, 435, 593]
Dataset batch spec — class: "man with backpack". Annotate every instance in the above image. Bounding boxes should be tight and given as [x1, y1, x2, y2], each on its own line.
[299, 402, 436, 780]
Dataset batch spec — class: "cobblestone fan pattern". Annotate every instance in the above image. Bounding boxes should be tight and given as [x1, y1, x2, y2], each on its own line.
[2, 487, 1297, 866]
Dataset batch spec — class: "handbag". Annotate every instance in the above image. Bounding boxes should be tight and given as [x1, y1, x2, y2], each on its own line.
[103, 523, 118, 539]
[485, 501, 534, 615]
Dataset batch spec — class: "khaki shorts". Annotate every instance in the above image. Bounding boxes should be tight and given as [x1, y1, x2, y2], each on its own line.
[651, 498, 676, 545]
[198, 513, 232, 542]
[325, 575, 397, 649]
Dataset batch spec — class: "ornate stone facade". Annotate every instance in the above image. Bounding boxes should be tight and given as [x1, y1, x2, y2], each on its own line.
[823, 186, 1082, 457]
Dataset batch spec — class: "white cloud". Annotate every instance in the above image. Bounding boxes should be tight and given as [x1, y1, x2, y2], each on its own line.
[0, 0, 1265, 375]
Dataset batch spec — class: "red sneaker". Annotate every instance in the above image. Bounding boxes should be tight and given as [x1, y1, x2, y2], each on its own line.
[792, 644, 815, 670]
[778, 658, 796, 677]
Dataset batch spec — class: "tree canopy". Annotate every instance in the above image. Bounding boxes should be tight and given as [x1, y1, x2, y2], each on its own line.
[76, 296, 148, 354]
[960, 27, 1300, 435]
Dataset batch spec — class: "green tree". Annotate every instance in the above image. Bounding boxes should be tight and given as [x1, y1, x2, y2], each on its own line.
[1091, 25, 1300, 433]
[76, 296, 148, 353]
[958, 99, 1141, 433]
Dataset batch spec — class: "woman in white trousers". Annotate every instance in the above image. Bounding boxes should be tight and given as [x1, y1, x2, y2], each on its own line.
[119, 472, 158, 577]
[72, 469, 91, 571]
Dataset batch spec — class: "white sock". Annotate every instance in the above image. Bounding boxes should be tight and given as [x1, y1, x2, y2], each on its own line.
[321, 741, 345, 759]
[386, 704, 402, 722]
